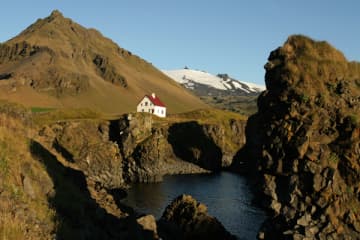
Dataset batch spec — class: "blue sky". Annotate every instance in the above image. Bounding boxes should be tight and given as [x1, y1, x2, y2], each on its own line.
[1, 0, 359, 85]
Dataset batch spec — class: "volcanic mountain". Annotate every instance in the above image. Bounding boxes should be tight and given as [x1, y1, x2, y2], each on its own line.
[163, 68, 265, 115]
[0, 10, 206, 113]
[163, 68, 265, 96]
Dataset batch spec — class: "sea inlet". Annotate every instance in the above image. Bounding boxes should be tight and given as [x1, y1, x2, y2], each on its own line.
[121, 172, 267, 239]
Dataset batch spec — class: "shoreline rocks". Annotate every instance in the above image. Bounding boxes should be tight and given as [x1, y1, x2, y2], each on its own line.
[159, 194, 236, 240]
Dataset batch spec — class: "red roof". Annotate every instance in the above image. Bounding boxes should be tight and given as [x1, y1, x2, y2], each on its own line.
[146, 94, 166, 107]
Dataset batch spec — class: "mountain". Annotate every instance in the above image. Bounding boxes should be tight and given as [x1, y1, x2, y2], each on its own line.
[162, 69, 265, 96]
[0, 10, 207, 114]
[163, 69, 265, 115]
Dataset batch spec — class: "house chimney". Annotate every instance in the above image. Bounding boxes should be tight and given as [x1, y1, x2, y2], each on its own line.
[151, 93, 156, 98]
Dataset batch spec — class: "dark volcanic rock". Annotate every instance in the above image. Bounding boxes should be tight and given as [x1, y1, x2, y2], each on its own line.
[39, 120, 125, 189]
[160, 194, 236, 240]
[109, 112, 246, 182]
[110, 113, 209, 182]
[233, 35, 360, 239]
[168, 121, 223, 170]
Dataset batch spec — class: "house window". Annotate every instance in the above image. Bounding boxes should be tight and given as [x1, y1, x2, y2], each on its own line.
[149, 109, 151, 113]
[142, 109, 144, 112]
[145, 102, 148, 106]
[161, 110, 164, 114]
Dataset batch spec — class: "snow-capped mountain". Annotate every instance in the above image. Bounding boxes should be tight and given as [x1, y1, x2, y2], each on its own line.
[162, 69, 265, 96]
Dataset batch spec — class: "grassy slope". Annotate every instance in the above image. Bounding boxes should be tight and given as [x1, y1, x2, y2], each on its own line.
[0, 104, 56, 239]
[0, 11, 207, 114]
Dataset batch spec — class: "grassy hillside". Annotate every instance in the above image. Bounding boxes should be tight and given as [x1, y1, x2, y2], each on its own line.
[0, 10, 207, 114]
[0, 103, 56, 239]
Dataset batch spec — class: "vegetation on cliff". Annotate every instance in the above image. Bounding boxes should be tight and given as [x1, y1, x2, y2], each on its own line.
[234, 35, 360, 239]
[0, 102, 139, 239]
[0, 103, 56, 239]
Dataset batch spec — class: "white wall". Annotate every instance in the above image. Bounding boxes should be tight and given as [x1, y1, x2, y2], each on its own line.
[136, 96, 166, 118]
[154, 106, 166, 118]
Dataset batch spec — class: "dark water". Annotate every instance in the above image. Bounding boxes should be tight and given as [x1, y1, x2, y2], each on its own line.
[121, 172, 266, 239]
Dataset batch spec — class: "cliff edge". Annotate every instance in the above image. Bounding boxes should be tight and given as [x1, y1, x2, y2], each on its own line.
[234, 35, 360, 239]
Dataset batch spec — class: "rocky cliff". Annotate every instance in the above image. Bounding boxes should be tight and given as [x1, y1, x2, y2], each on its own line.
[234, 35, 360, 239]
[110, 110, 246, 182]
[1, 103, 244, 239]
[36, 109, 246, 184]
[0, 103, 136, 239]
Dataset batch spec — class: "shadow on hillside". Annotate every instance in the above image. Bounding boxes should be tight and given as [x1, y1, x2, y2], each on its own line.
[30, 140, 157, 240]
[52, 139, 75, 163]
[168, 121, 223, 171]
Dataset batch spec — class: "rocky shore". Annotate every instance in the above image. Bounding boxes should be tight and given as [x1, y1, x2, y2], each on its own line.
[23, 108, 244, 239]
[3, 33, 359, 240]
[1, 103, 243, 239]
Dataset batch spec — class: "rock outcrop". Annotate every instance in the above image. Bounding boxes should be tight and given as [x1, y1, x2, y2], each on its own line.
[0, 103, 131, 239]
[234, 35, 360, 239]
[110, 111, 246, 182]
[1, 99, 241, 239]
[38, 120, 124, 189]
[37, 109, 246, 184]
[159, 194, 236, 240]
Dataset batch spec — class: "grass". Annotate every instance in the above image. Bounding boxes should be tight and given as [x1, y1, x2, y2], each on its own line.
[166, 108, 247, 124]
[0, 214, 25, 240]
[0, 109, 56, 239]
[32, 108, 102, 125]
[0, 155, 9, 177]
[329, 152, 340, 165]
[31, 107, 55, 113]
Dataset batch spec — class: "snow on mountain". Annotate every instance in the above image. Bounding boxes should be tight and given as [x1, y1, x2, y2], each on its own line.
[162, 69, 265, 95]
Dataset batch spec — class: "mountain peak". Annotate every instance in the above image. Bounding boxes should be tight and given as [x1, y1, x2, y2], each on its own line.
[46, 9, 66, 23]
[50, 9, 64, 18]
[0, 12, 207, 114]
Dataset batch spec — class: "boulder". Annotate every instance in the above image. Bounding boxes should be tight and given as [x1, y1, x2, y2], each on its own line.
[136, 215, 159, 239]
[160, 194, 236, 240]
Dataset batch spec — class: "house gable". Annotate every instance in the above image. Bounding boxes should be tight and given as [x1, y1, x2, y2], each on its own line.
[136, 93, 166, 117]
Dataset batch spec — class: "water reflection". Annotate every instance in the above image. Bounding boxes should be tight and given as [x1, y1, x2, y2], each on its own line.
[121, 172, 266, 240]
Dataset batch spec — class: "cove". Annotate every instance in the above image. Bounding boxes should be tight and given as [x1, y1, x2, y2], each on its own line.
[121, 172, 267, 239]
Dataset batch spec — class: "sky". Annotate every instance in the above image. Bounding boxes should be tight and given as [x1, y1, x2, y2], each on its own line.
[1, 0, 359, 85]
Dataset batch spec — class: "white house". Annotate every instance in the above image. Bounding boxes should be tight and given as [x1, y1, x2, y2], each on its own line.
[137, 93, 166, 118]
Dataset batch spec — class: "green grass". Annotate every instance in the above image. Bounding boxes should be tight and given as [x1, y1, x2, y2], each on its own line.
[0, 102, 102, 125]
[329, 152, 340, 164]
[32, 108, 103, 125]
[167, 108, 247, 124]
[31, 107, 56, 113]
